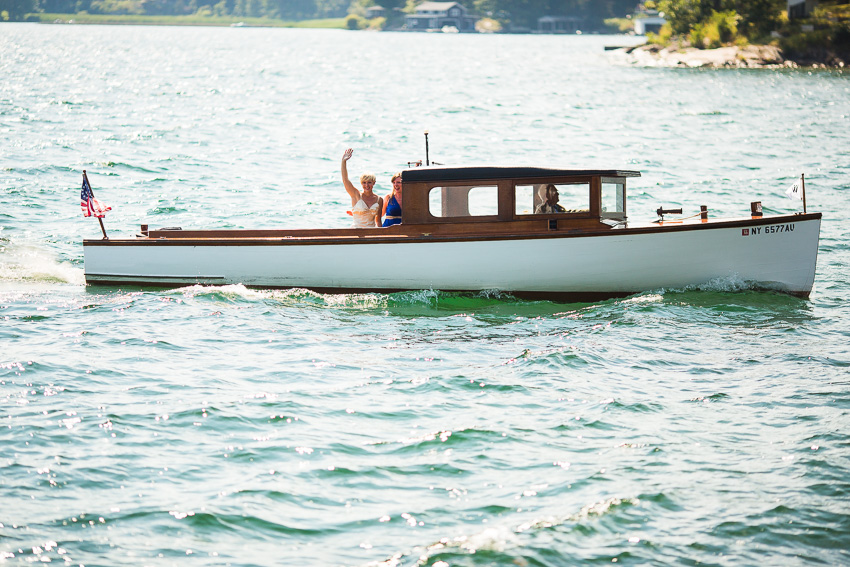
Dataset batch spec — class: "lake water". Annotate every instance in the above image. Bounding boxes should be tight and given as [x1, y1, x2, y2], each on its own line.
[2, 23, 850, 566]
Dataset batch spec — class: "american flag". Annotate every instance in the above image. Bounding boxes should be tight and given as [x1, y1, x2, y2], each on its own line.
[81, 175, 111, 218]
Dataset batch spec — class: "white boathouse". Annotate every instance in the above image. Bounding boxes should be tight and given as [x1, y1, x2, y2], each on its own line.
[404, 2, 478, 32]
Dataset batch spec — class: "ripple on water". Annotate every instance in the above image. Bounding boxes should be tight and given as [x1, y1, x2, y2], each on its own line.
[380, 497, 645, 566]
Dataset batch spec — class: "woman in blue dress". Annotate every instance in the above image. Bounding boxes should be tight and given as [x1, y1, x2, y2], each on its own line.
[381, 172, 402, 227]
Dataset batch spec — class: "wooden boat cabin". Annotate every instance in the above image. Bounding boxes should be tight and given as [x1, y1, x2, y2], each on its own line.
[391, 166, 640, 236]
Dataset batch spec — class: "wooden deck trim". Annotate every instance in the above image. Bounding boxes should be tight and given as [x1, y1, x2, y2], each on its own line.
[84, 213, 821, 247]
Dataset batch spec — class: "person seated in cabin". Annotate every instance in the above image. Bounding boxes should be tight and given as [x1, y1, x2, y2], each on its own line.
[341, 148, 383, 228]
[535, 184, 567, 214]
[382, 172, 403, 227]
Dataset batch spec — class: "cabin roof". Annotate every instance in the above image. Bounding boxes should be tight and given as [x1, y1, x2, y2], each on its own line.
[415, 1, 465, 11]
[401, 166, 641, 183]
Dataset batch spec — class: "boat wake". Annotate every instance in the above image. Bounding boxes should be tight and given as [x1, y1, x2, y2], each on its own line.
[163, 285, 532, 311]
[172, 283, 272, 301]
[0, 241, 84, 285]
[659, 274, 793, 296]
[687, 274, 758, 293]
[389, 288, 523, 308]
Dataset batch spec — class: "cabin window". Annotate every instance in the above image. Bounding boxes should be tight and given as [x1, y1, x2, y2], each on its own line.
[429, 185, 499, 218]
[514, 182, 590, 215]
[601, 178, 626, 219]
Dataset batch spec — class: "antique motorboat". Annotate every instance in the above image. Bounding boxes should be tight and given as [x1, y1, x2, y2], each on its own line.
[83, 166, 821, 300]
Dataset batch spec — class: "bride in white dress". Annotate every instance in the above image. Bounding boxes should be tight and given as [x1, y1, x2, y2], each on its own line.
[341, 148, 383, 228]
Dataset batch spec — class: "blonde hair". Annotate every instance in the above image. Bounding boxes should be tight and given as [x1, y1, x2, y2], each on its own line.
[391, 172, 402, 183]
[360, 173, 376, 184]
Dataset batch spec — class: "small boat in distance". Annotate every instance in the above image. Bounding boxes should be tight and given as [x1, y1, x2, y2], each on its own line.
[83, 166, 821, 301]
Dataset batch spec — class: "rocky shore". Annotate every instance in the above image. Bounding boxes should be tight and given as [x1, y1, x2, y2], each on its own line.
[615, 42, 845, 69]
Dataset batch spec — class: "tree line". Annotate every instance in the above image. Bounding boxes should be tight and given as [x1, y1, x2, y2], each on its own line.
[651, 0, 848, 60]
[2, 0, 641, 29]
[4, 0, 846, 55]
[1, 0, 351, 21]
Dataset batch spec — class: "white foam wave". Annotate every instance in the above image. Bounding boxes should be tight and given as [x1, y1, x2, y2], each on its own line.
[649, 274, 776, 296]
[320, 292, 388, 309]
[369, 496, 640, 567]
[390, 288, 441, 305]
[477, 288, 514, 300]
[0, 242, 84, 285]
[174, 285, 396, 309]
[368, 526, 519, 567]
[621, 293, 665, 304]
[366, 497, 640, 567]
[174, 283, 271, 300]
[686, 273, 756, 293]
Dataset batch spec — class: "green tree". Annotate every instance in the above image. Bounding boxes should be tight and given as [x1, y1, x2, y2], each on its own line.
[246, 0, 261, 16]
[344, 11, 365, 26]
[40, 0, 77, 12]
[657, 0, 717, 35]
[211, 0, 232, 15]
[470, 0, 636, 31]
[273, 0, 319, 19]
[734, 0, 784, 39]
[658, 0, 785, 42]
[0, 0, 37, 20]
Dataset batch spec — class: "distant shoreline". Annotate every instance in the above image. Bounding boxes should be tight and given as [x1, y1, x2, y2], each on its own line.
[20, 13, 347, 29]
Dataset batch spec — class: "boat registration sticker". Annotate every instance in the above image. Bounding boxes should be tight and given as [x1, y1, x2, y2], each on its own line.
[742, 224, 795, 237]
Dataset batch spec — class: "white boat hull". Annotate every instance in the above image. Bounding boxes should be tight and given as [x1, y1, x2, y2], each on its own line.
[84, 215, 821, 299]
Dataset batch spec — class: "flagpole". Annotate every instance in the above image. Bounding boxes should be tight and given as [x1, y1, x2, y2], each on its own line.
[801, 173, 807, 214]
[83, 170, 108, 240]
